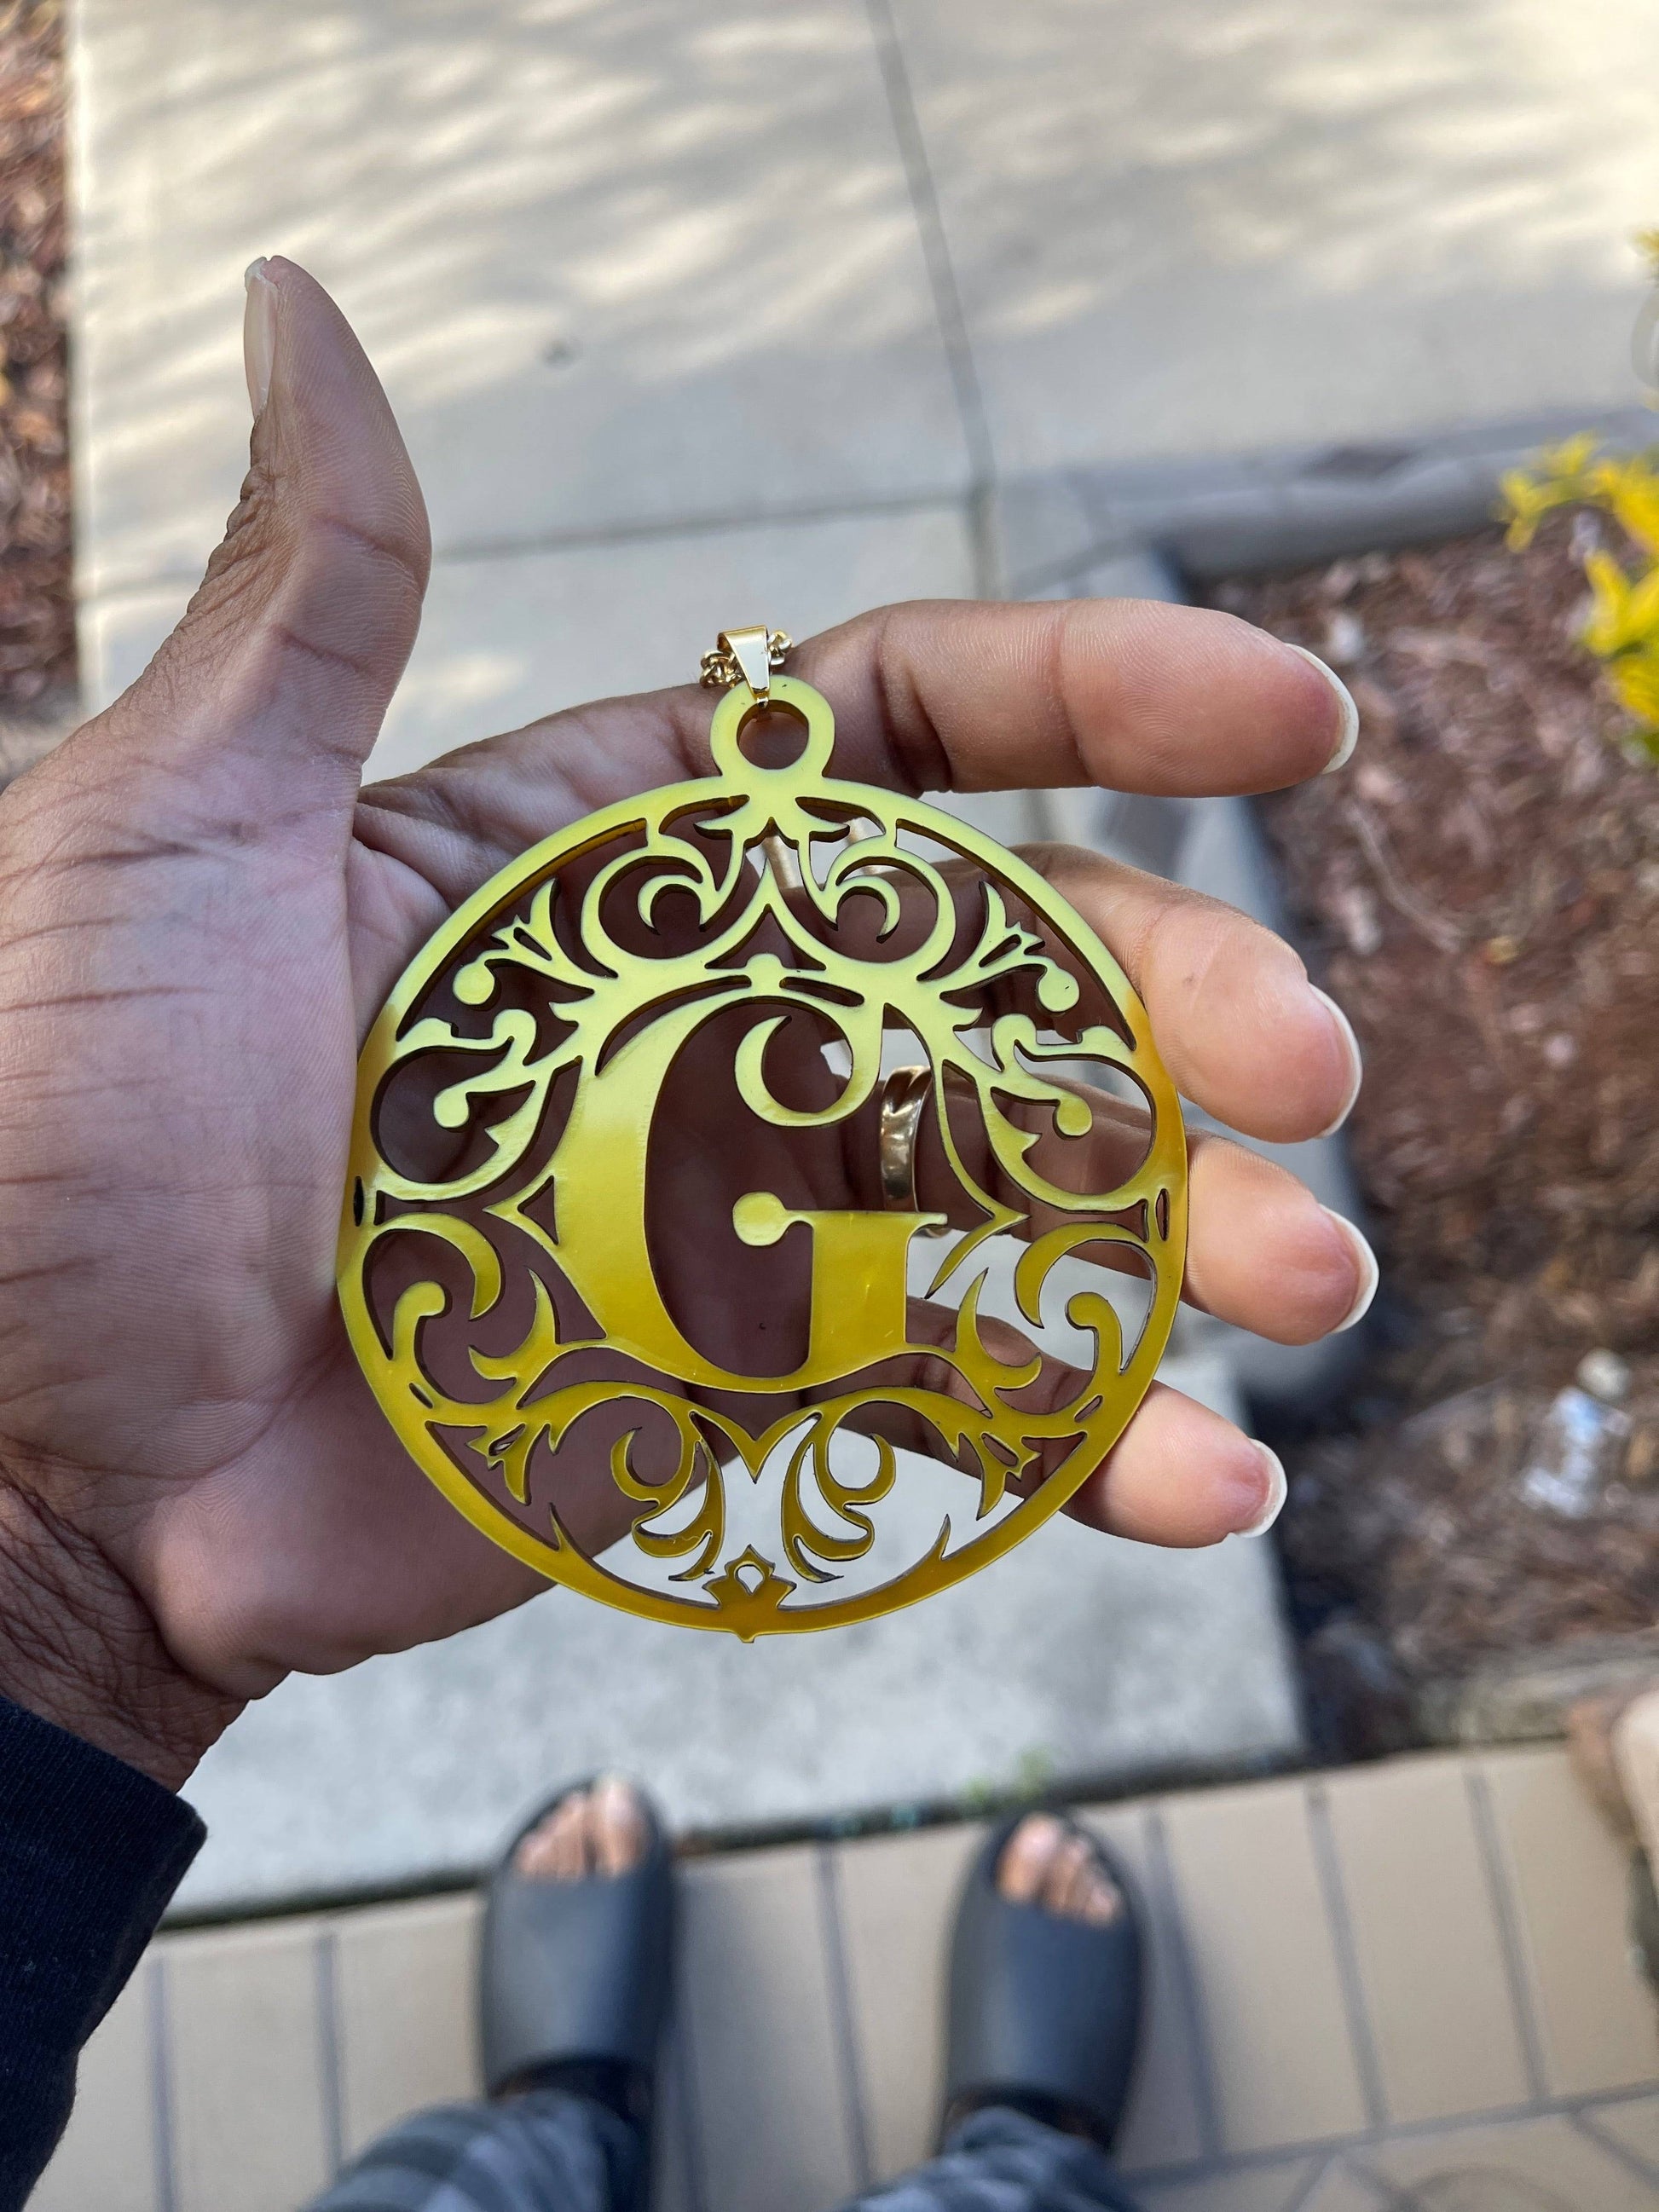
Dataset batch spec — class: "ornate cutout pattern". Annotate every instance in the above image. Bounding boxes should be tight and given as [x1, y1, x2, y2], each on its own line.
[338, 673, 1187, 1635]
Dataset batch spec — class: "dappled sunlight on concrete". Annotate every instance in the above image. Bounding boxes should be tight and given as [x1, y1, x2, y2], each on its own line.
[72, 0, 1659, 609]
[72, 0, 971, 593]
[893, 0, 1659, 468]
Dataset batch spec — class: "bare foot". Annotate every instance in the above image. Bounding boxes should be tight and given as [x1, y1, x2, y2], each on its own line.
[997, 1811, 1124, 1928]
[515, 1774, 648, 1882]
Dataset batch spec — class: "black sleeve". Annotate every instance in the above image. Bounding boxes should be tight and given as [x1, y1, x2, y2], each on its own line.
[0, 1695, 204, 2209]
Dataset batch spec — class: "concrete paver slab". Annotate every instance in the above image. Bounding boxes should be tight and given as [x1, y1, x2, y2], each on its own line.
[834, 1819, 986, 2180]
[1359, 2112, 1659, 2212]
[160, 1917, 333, 2212]
[1321, 1756, 1533, 2125]
[1137, 2160, 1327, 2212]
[333, 1894, 483, 2157]
[678, 1845, 862, 2212]
[70, 0, 970, 599]
[1477, 1746, 1659, 2099]
[83, 500, 976, 761]
[1583, 2095, 1659, 2180]
[1294, 2167, 1388, 2212]
[890, 0, 1659, 480]
[1160, 1776, 1369, 2155]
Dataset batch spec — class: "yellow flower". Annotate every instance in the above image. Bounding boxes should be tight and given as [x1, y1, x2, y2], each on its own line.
[1499, 464, 1582, 547]
[1603, 460, 1659, 558]
[1581, 549, 1659, 657]
[1610, 647, 1659, 731]
[1503, 428, 1659, 764]
[1540, 431, 1599, 478]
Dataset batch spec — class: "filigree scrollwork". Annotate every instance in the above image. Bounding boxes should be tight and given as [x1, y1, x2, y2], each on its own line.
[338, 673, 1187, 1635]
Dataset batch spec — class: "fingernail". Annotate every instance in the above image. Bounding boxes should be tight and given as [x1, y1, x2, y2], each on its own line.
[244, 257, 276, 420]
[1233, 1443, 1286, 1539]
[1287, 643, 1360, 773]
[1311, 986, 1362, 1135]
[1323, 1209, 1379, 1332]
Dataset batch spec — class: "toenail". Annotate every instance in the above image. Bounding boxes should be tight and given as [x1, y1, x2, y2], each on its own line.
[998, 1813, 1062, 1897]
[1009, 1812, 1061, 1859]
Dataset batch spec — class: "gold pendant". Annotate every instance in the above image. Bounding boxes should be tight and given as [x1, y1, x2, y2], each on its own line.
[338, 627, 1187, 1636]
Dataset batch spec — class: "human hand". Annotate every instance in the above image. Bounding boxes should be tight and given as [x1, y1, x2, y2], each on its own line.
[0, 260, 1369, 1784]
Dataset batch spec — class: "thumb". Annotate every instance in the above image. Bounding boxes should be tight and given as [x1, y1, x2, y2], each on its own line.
[100, 257, 431, 829]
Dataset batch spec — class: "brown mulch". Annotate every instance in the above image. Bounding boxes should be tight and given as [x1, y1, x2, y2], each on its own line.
[0, 0, 73, 729]
[1213, 524, 1659, 1694]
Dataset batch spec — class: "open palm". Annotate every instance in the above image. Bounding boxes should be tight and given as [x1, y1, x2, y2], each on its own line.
[0, 263, 1370, 1784]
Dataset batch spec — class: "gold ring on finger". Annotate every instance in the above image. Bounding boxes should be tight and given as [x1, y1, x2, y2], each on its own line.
[878, 1064, 949, 1233]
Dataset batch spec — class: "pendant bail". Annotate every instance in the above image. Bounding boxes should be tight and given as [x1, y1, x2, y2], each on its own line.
[700, 625, 792, 699]
[724, 626, 775, 699]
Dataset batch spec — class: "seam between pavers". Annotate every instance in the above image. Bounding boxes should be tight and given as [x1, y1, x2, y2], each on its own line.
[1143, 1804, 1224, 2164]
[316, 1923, 345, 2181]
[1282, 2154, 1332, 2212]
[1350, 2110, 1659, 2209]
[90, 395, 1638, 608]
[146, 1952, 176, 2212]
[1305, 1783, 1388, 2134]
[1292, 2154, 1389, 2211]
[815, 1842, 876, 2194]
[1569, 2107, 1659, 2189]
[1343, 2150, 1416, 2209]
[860, 0, 998, 596]
[1463, 1762, 1549, 2104]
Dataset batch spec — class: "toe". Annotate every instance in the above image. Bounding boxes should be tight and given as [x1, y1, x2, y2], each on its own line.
[997, 1812, 1064, 1904]
[1017, 1818, 1125, 1927]
[1079, 1860, 1124, 1927]
[592, 1774, 649, 1877]
[552, 1791, 592, 1879]
[515, 1790, 590, 1881]
[1045, 1833, 1094, 1918]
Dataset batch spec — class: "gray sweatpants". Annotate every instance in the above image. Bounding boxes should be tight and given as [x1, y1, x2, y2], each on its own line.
[305, 2094, 1144, 2212]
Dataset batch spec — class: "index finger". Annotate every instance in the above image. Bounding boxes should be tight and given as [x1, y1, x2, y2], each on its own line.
[355, 596, 1356, 922]
[791, 596, 1356, 799]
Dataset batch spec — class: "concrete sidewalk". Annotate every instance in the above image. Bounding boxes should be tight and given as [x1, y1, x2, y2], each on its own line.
[72, 0, 1659, 738]
[38, 1747, 1659, 2212]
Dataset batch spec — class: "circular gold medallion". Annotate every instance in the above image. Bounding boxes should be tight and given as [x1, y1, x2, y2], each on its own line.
[338, 664, 1187, 1636]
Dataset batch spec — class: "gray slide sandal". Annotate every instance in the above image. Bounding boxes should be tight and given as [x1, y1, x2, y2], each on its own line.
[944, 1811, 1144, 2151]
[480, 1777, 674, 2112]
